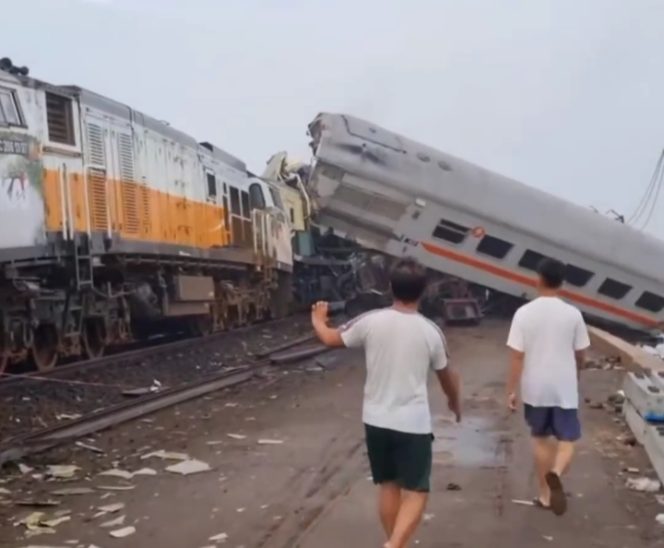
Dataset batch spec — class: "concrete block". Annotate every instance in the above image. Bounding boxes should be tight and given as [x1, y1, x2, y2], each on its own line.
[623, 372, 664, 421]
[623, 400, 648, 446]
[644, 424, 664, 486]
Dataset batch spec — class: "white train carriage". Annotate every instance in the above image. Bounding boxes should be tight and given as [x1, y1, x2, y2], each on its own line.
[305, 113, 664, 332]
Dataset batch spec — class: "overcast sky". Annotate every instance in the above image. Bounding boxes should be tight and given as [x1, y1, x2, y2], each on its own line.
[6, 0, 664, 237]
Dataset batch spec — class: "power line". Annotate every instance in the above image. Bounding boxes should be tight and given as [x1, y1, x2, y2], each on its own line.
[627, 149, 664, 227]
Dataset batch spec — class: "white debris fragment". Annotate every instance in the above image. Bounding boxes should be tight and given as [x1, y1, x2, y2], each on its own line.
[41, 516, 71, 528]
[422, 513, 434, 522]
[236, 507, 245, 513]
[0, 487, 10, 495]
[656, 494, 664, 506]
[141, 450, 189, 460]
[206, 441, 224, 446]
[99, 469, 134, 480]
[46, 465, 80, 479]
[209, 532, 229, 542]
[75, 441, 104, 454]
[96, 485, 135, 492]
[226, 433, 247, 440]
[626, 477, 661, 493]
[51, 487, 94, 496]
[165, 459, 211, 476]
[225, 402, 239, 408]
[132, 468, 157, 477]
[18, 463, 34, 474]
[257, 439, 284, 445]
[109, 525, 136, 538]
[511, 499, 536, 506]
[97, 502, 125, 514]
[101, 514, 126, 528]
[56, 413, 82, 421]
[543, 535, 554, 542]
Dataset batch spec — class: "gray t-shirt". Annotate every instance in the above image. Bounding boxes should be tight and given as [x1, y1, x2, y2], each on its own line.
[340, 308, 448, 434]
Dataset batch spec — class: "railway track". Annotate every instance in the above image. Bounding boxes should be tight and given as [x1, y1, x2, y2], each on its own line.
[0, 313, 325, 443]
[0, 322, 328, 466]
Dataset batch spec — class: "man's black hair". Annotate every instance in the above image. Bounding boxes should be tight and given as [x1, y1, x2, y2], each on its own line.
[389, 258, 427, 303]
[537, 258, 566, 289]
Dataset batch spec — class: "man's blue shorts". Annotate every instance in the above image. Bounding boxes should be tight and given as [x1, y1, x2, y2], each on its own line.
[524, 404, 581, 441]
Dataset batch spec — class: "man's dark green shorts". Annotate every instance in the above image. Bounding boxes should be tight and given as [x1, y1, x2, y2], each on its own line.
[364, 423, 433, 493]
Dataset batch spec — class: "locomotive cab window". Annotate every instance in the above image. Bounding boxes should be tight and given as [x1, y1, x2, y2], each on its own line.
[206, 171, 217, 198]
[476, 235, 513, 259]
[598, 278, 632, 300]
[433, 219, 469, 244]
[635, 291, 664, 313]
[518, 250, 549, 271]
[0, 87, 22, 126]
[565, 264, 594, 287]
[46, 92, 75, 145]
[249, 182, 266, 210]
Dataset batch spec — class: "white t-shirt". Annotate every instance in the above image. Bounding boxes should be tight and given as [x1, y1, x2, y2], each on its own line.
[506, 296, 590, 409]
[340, 308, 448, 434]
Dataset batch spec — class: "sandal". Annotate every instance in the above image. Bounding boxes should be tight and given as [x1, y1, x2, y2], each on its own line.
[532, 498, 550, 510]
[545, 472, 567, 516]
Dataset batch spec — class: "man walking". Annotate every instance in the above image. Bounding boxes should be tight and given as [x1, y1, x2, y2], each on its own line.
[506, 258, 590, 516]
[311, 258, 461, 548]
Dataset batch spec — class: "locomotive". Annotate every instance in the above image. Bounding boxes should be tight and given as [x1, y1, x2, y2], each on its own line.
[0, 60, 294, 372]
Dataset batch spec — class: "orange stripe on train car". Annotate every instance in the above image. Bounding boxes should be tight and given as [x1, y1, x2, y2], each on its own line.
[421, 241, 658, 328]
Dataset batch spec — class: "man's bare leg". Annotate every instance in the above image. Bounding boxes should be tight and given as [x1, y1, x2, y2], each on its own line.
[385, 490, 428, 548]
[552, 440, 575, 476]
[378, 482, 401, 538]
[532, 436, 556, 506]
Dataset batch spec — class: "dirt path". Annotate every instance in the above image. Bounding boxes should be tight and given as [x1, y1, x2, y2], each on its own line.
[1, 320, 663, 547]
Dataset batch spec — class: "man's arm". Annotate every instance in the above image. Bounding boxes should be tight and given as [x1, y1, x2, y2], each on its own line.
[506, 349, 524, 411]
[575, 349, 587, 380]
[311, 302, 345, 347]
[436, 367, 461, 422]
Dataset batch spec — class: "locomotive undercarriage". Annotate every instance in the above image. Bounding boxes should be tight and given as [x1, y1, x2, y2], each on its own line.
[0, 254, 287, 373]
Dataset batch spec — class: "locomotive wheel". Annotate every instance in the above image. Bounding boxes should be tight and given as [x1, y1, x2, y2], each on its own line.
[31, 324, 58, 371]
[83, 318, 106, 360]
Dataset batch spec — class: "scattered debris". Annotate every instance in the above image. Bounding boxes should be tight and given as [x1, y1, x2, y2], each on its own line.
[18, 463, 34, 474]
[46, 464, 80, 479]
[209, 532, 229, 542]
[41, 516, 71, 528]
[97, 484, 136, 492]
[101, 514, 126, 528]
[656, 514, 664, 525]
[227, 433, 247, 440]
[225, 402, 239, 408]
[608, 390, 626, 406]
[99, 469, 134, 480]
[543, 535, 554, 542]
[56, 413, 82, 421]
[656, 494, 664, 506]
[625, 467, 640, 474]
[423, 513, 434, 523]
[123, 380, 162, 397]
[446, 483, 461, 491]
[141, 450, 189, 460]
[0, 487, 10, 495]
[97, 502, 126, 514]
[206, 440, 224, 446]
[165, 459, 211, 476]
[257, 439, 284, 445]
[133, 468, 157, 477]
[16, 510, 70, 536]
[75, 441, 104, 454]
[16, 499, 61, 508]
[52, 487, 95, 496]
[511, 499, 536, 506]
[109, 525, 136, 538]
[626, 477, 661, 493]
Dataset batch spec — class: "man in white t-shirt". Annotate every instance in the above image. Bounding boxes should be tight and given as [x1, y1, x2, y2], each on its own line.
[311, 258, 461, 548]
[506, 258, 590, 516]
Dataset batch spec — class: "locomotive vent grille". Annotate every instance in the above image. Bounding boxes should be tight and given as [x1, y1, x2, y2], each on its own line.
[87, 168, 108, 231]
[118, 133, 135, 183]
[86, 123, 106, 167]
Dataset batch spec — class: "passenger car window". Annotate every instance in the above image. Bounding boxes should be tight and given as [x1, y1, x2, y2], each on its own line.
[598, 278, 632, 299]
[635, 291, 664, 313]
[565, 264, 594, 287]
[476, 235, 513, 259]
[518, 250, 548, 271]
[433, 219, 469, 244]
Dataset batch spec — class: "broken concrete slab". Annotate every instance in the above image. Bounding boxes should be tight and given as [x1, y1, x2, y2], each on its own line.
[165, 459, 211, 476]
